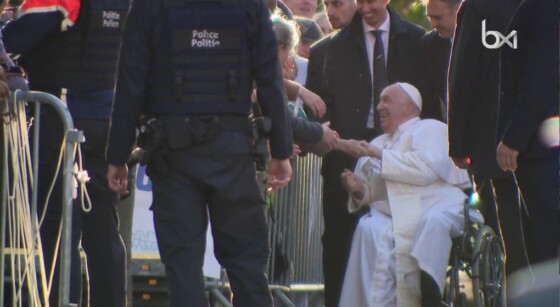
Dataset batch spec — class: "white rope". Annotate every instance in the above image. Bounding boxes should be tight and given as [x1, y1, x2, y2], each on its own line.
[37, 135, 65, 229]
[2, 96, 90, 306]
[74, 144, 92, 213]
[2, 98, 44, 306]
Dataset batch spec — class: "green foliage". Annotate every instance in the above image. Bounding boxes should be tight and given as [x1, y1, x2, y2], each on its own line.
[390, 0, 431, 30]
[315, 0, 432, 30]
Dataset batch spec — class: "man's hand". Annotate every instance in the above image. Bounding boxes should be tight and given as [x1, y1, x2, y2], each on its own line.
[282, 57, 297, 80]
[340, 168, 365, 200]
[107, 164, 129, 195]
[321, 121, 339, 152]
[451, 157, 471, 169]
[335, 139, 370, 158]
[291, 144, 302, 158]
[299, 86, 326, 118]
[364, 144, 382, 159]
[267, 158, 292, 192]
[496, 142, 518, 171]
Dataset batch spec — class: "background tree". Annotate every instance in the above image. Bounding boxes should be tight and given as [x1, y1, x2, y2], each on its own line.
[391, 0, 430, 29]
[316, 0, 430, 30]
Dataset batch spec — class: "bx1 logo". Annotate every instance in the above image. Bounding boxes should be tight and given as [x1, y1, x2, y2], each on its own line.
[482, 19, 517, 49]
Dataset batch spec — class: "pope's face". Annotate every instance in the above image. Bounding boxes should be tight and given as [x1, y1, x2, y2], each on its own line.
[376, 85, 410, 134]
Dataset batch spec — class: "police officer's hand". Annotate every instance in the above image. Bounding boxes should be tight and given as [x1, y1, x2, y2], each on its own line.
[107, 164, 129, 195]
[267, 158, 292, 192]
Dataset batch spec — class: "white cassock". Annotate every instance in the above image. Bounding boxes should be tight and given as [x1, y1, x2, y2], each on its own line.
[338, 117, 483, 307]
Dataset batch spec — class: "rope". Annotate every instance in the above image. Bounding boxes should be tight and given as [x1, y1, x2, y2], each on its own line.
[74, 144, 92, 213]
[2, 98, 45, 306]
[2, 95, 91, 306]
[508, 171, 535, 282]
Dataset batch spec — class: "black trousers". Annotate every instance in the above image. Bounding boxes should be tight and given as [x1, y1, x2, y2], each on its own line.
[514, 153, 559, 263]
[321, 176, 358, 307]
[474, 173, 532, 275]
[147, 130, 272, 307]
[38, 108, 126, 306]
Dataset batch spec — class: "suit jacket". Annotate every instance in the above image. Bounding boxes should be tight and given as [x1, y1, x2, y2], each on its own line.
[305, 30, 335, 122]
[419, 30, 451, 122]
[292, 116, 323, 144]
[498, 0, 559, 160]
[306, 9, 425, 178]
[447, 0, 519, 178]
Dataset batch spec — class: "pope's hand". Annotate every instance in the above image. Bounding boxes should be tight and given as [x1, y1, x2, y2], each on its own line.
[340, 168, 365, 200]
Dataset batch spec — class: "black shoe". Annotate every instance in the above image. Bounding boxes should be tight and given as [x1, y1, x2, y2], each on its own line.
[420, 270, 445, 307]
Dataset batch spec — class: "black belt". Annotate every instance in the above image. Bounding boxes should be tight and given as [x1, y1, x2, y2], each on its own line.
[156, 114, 251, 135]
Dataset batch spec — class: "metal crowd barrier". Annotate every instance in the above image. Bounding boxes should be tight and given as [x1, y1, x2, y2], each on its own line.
[1, 90, 83, 307]
[268, 153, 325, 306]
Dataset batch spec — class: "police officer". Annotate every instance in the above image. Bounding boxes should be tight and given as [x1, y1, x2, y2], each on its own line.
[106, 0, 293, 306]
[2, 0, 129, 305]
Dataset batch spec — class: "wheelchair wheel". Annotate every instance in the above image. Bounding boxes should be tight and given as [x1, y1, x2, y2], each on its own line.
[444, 239, 470, 307]
[444, 268, 468, 307]
[472, 226, 506, 307]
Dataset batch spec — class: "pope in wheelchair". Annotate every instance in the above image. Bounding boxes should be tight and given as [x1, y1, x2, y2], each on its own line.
[336, 83, 484, 307]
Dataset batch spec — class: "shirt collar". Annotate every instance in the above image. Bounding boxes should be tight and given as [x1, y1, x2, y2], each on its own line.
[391, 116, 420, 137]
[362, 12, 391, 34]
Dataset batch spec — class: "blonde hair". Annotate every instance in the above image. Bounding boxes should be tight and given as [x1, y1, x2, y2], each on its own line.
[271, 14, 300, 56]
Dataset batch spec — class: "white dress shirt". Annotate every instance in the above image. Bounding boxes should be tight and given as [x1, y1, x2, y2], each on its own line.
[362, 14, 390, 129]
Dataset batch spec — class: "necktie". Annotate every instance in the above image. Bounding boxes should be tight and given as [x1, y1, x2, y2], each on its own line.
[372, 30, 388, 131]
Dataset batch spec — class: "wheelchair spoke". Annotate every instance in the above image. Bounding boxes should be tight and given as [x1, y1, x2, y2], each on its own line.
[481, 234, 505, 307]
[471, 225, 506, 307]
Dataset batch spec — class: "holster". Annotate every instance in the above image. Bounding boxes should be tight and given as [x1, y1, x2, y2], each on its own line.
[138, 114, 268, 170]
[251, 116, 271, 171]
[136, 117, 166, 165]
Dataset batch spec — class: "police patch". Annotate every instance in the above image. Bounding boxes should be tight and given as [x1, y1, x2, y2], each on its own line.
[173, 28, 241, 50]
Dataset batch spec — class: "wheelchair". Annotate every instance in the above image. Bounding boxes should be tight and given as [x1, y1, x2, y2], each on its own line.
[444, 199, 506, 307]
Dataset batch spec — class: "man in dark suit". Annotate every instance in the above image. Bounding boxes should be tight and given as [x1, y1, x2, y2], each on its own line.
[306, 2, 425, 305]
[447, 0, 528, 275]
[497, 0, 559, 263]
[305, 0, 356, 112]
[419, 0, 461, 122]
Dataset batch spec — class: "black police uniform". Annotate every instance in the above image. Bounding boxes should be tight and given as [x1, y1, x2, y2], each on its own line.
[2, 0, 129, 305]
[106, 0, 292, 306]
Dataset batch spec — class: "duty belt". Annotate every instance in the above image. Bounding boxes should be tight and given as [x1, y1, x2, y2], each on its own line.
[156, 114, 251, 134]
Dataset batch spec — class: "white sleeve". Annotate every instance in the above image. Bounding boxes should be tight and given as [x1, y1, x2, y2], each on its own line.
[380, 122, 446, 186]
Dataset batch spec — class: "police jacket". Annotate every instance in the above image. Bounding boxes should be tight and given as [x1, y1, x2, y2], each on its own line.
[106, 0, 292, 165]
[2, 0, 130, 119]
